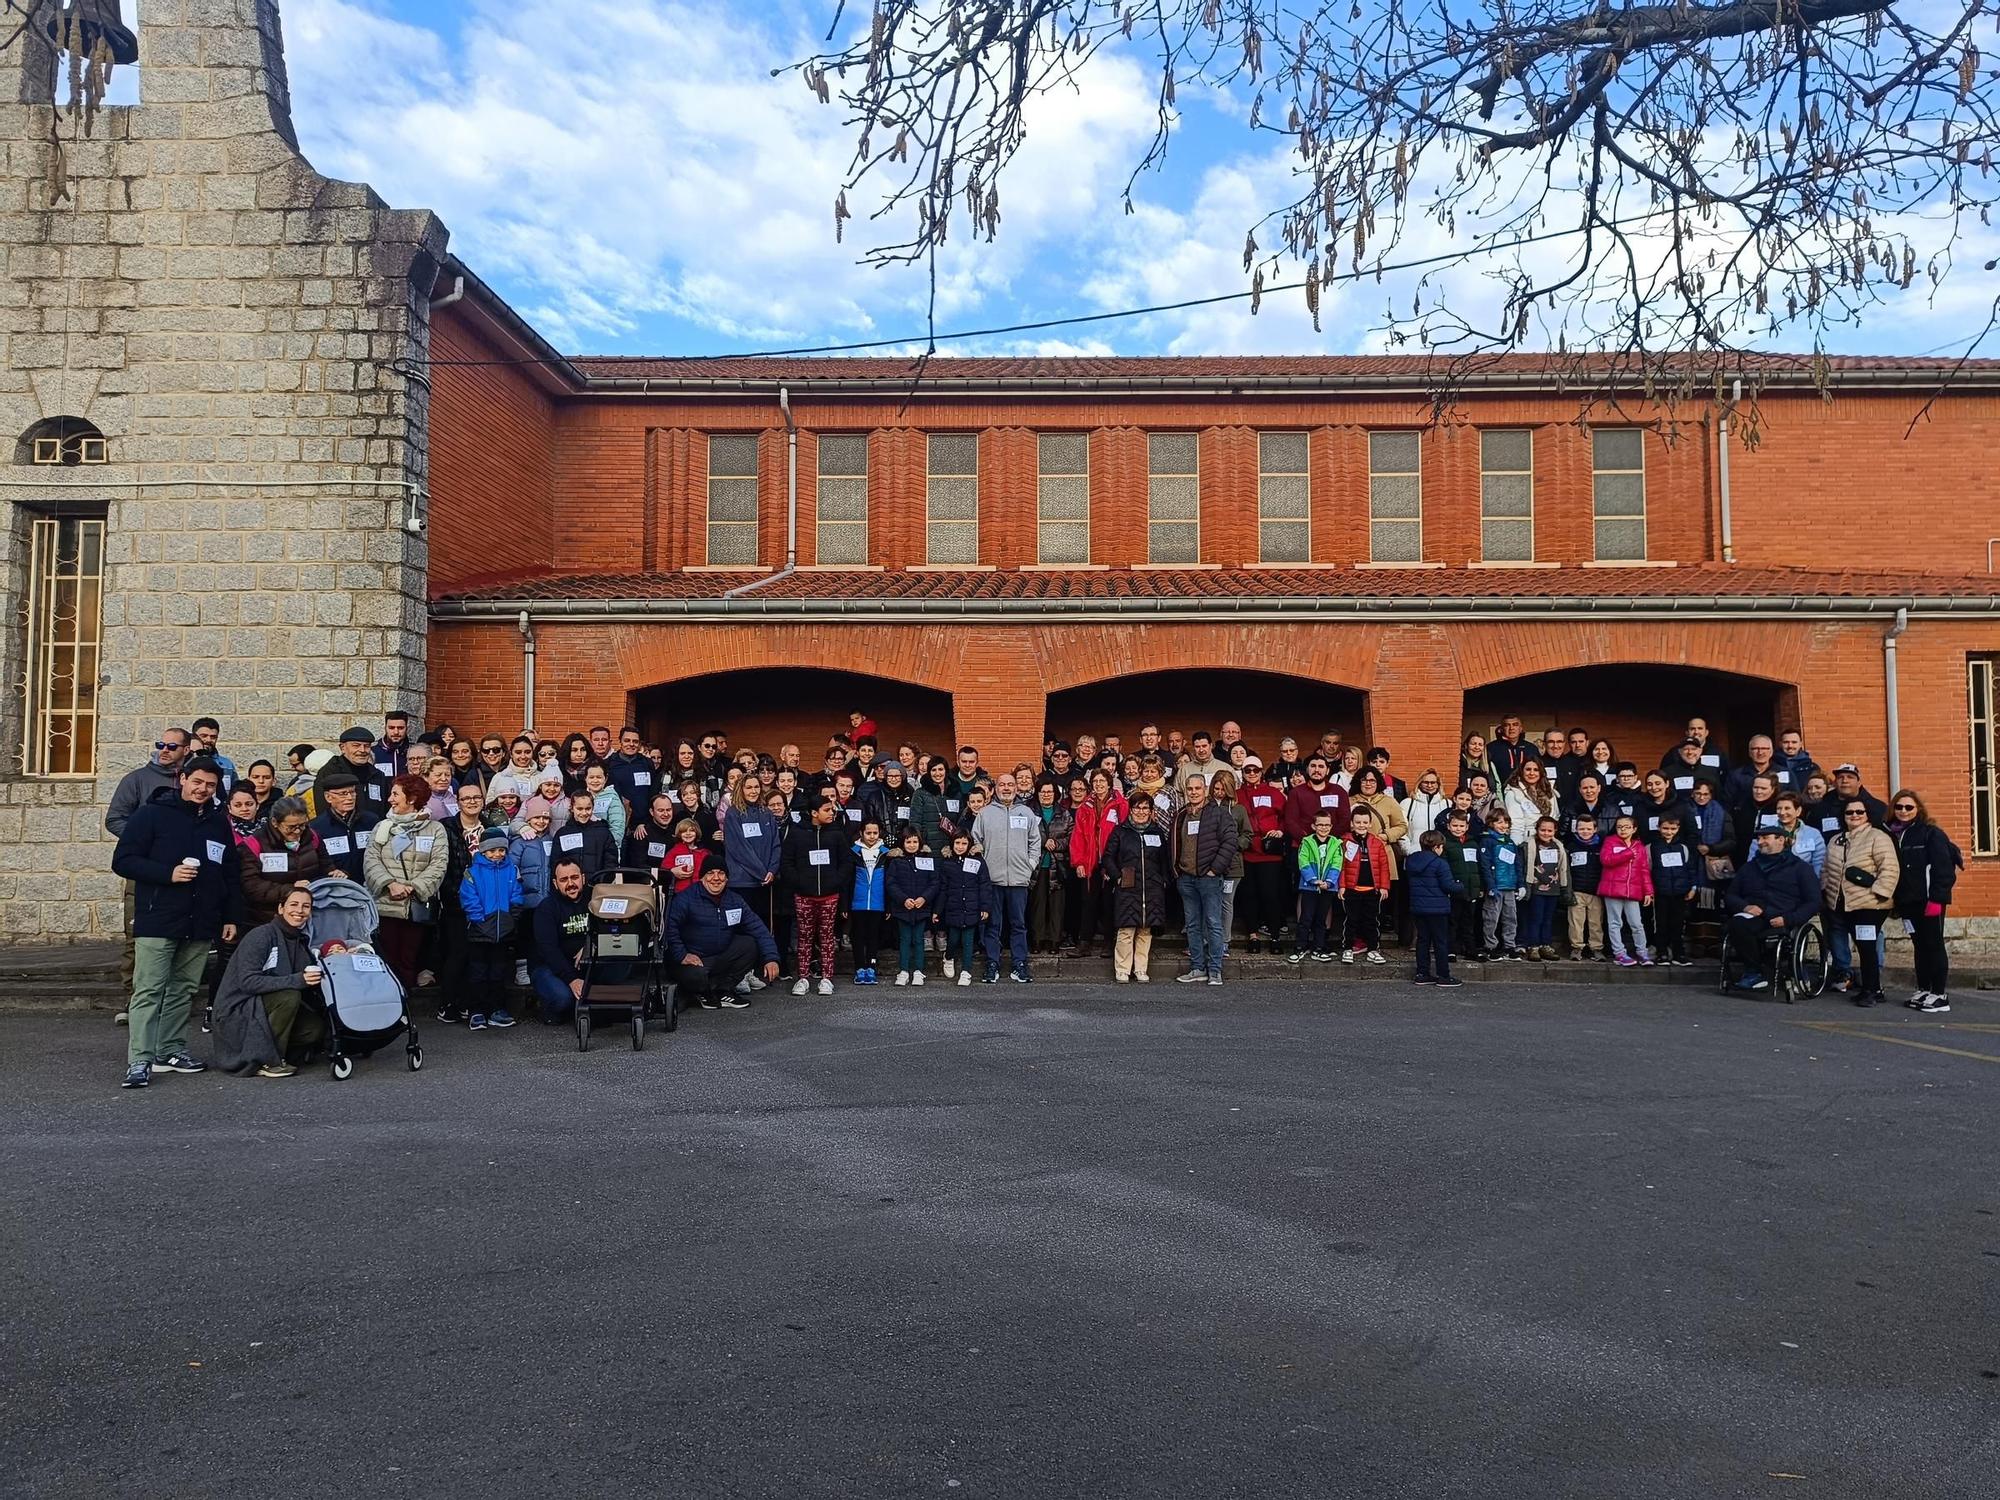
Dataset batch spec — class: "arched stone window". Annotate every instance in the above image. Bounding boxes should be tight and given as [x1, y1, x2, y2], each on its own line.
[16, 416, 107, 468]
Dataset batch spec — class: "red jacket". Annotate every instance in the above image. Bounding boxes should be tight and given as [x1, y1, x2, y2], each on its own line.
[1284, 779, 1351, 843]
[1241, 784, 1287, 863]
[665, 842, 710, 893]
[1067, 794, 1128, 876]
[1338, 833, 1394, 893]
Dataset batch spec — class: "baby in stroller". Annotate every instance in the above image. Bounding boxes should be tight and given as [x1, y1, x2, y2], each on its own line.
[308, 877, 423, 1078]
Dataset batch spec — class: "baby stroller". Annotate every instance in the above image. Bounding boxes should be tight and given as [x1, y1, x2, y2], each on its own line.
[307, 877, 422, 1079]
[577, 866, 673, 1052]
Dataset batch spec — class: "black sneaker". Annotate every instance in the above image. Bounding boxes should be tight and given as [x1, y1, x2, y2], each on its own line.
[121, 1063, 150, 1090]
[1010, 970, 1031, 984]
[1436, 977, 1465, 988]
[982, 969, 999, 985]
[719, 994, 751, 1009]
[150, 1053, 206, 1075]
[697, 995, 719, 1010]
[1413, 974, 1435, 985]
[1917, 994, 1951, 1014]
[436, 1005, 466, 1025]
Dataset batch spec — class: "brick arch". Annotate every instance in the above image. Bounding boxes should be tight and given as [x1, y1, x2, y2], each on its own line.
[1448, 621, 1804, 694]
[1030, 622, 1380, 695]
[610, 622, 963, 695]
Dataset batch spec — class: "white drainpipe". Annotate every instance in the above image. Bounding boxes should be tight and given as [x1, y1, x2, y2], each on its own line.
[1718, 377, 1740, 563]
[1883, 607, 1909, 791]
[518, 610, 536, 734]
[724, 384, 798, 597]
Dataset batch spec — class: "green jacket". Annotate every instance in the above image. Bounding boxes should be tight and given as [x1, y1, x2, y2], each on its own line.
[1441, 831, 1484, 899]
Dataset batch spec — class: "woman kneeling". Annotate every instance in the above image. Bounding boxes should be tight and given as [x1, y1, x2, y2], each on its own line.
[211, 886, 326, 1079]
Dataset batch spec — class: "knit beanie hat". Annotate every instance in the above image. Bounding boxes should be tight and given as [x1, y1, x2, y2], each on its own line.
[523, 795, 554, 820]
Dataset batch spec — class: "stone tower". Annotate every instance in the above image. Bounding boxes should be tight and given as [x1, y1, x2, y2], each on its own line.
[0, 0, 448, 941]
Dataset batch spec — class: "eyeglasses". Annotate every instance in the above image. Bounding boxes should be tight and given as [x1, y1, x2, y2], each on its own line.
[1845, 810, 1870, 818]
[1893, 803, 1917, 812]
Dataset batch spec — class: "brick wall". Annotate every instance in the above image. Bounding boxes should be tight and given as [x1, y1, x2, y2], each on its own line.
[427, 383, 2000, 579]
[428, 312, 553, 590]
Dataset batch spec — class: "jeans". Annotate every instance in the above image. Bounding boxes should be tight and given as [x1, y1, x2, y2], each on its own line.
[1296, 888, 1338, 952]
[1177, 874, 1226, 976]
[1414, 912, 1452, 979]
[945, 925, 979, 973]
[530, 966, 578, 1022]
[129, 935, 210, 1067]
[1604, 898, 1650, 960]
[1520, 891, 1558, 949]
[983, 886, 1031, 973]
[896, 918, 928, 973]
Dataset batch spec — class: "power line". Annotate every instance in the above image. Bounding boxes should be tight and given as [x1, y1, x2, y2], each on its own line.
[415, 209, 1679, 369]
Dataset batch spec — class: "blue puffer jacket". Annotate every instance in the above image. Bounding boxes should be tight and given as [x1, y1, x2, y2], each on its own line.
[1478, 830, 1524, 894]
[112, 787, 244, 940]
[512, 831, 552, 909]
[938, 854, 994, 928]
[850, 843, 888, 912]
[884, 851, 943, 922]
[1403, 849, 1465, 915]
[460, 855, 525, 942]
[665, 884, 778, 966]
[722, 804, 782, 889]
[1648, 834, 1698, 899]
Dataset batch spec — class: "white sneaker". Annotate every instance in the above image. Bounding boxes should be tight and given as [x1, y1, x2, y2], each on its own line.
[894, 970, 910, 986]
[943, 958, 956, 978]
[817, 978, 834, 996]
[1365, 950, 1387, 966]
[512, 961, 529, 986]
[791, 977, 810, 996]
[1176, 971, 1206, 984]
[1340, 950, 1355, 965]
[1134, 971, 1150, 983]
[744, 975, 767, 992]
[957, 971, 972, 987]
[911, 970, 925, 986]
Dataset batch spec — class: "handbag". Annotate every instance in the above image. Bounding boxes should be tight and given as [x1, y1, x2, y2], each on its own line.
[1704, 854, 1736, 882]
[405, 894, 436, 925]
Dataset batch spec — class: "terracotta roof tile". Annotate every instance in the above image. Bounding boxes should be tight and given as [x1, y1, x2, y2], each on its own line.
[435, 564, 2000, 607]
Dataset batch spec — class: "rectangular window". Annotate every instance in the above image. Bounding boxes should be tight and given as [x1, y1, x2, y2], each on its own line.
[1592, 428, 1647, 561]
[926, 433, 979, 564]
[1367, 431, 1422, 561]
[1147, 432, 1200, 563]
[23, 512, 105, 777]
[815, 433, 869, 565]
[1480, 429, 1534, 561]
[1973, 657, 1998, 856]
[1036, 433, 1089, 564]
[705, 434, 759, 566]
[1258, 432, 1310, 563]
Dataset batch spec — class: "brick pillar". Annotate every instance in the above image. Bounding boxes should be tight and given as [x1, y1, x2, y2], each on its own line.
[1369, 625, 1468, 783]
[952, 676, 1044, 773]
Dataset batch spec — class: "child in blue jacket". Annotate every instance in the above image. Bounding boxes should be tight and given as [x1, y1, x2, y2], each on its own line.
[1478, 810, 1525, 960]
[459, 826, 525, 1030]
[884, 828, 943, 985]
[1404, 831, 1466, 986]
[848, 822, 889, 984]
[937, 832, 994, 987]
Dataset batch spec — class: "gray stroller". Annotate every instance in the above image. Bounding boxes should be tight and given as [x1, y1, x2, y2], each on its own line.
[307, 877, 422, 1080]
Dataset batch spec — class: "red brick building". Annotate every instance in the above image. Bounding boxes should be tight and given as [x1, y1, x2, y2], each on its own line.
[422, 262, 2000, 915]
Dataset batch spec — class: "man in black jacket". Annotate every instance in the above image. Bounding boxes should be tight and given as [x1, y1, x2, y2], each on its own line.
[529, 859, 592, 1022]
[111, 757, 242, 1089]
[1174, 774, 1238, 986]
[1724, 827, 1822, 992]
[308, 768, 380, 881]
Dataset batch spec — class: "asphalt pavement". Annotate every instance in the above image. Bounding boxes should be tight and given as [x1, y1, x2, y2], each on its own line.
[5, 979, 1998, 1499]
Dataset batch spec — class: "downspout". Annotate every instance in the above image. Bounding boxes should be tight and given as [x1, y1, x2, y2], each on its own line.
[1883, 607, 1909, 791]
[724, 384, 799, 598]
[431, 276, 467, 309]
[518, 611, 537, 734]
[1717, 377, 1740, 563]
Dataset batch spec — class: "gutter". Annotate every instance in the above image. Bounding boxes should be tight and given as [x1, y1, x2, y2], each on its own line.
[432, 593, 2000, 624]
[1718, 377, 1740, 564]
[518, 610, 537, 734]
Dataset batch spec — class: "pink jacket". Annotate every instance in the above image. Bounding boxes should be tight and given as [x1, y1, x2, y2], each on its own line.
[1596, 836, 1654, 901]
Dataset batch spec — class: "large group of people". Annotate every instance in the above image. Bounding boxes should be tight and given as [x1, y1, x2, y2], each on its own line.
[101, 706, 1965, 1089]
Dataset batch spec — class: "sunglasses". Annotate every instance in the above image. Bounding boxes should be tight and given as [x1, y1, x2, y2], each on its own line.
[156, 740, 185, 751]
[1893, 803, 1917, 811]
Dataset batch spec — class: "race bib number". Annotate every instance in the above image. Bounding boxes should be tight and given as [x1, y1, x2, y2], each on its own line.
[262, 947, 279, 972]
[354, 827, 370, 846]
[559, 832, 583, 851]
[724, 907, 741, 926]
[1775, 771, 1791, 784]
[1185, 820, 1201, 836]
[352, 953, 385, 974]
[415, 836, 436, 853]
[633, 771, 652, 786]
[1569, 850, 1588, 866]
[599, 897, 630, 917]
[1758, 814, 1779, 827]
[1461, 849, 1477, 863]
[741, 824, 763, 839]
[1011, 813, 1031, 829]
[1320, 794, 1338, 808]
[647, 842, 667, 860]
[1498, 848, 1516, 865]
[205, 840, 225, 864]
[1141, 835, 1161, 848]
[366, 785, 383, 801]
[845, 808, 862, 822]
[808, 849, 830, 866]
[944, 799, 961, 812]
[962, 858, 982, 874]
[1660, 850, 1685, 868]
[325, 836, 351, 856]
[914, 857, 935, 871]
[1821, 817, 1840, 832]
[1701, 753, 1721, 767]
[374, 761, 394, 780]
[1252, 795, 1273, 809]
[896, 806, 911, 821]
[259, 852, 288, 874]
[1856, 924, 1878, 942]
[1539, 848, 1557, 864]
[1106, 810, 1120, 824]
[1673, 776, 1694, 790]
[1647, 817, 1659, 830]
[1343, 841, 1358, 860]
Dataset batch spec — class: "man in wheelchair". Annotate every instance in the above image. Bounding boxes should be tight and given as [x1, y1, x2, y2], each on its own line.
[1723, 826, 1822, 993]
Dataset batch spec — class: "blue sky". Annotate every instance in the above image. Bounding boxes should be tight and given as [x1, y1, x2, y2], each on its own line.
[271, 0, 1996, 361]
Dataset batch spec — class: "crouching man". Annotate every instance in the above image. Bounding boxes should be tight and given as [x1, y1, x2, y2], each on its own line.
[667, 864, 779, 1011]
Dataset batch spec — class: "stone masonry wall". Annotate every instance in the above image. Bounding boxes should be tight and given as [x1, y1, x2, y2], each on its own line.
[0, 0, 447, 941]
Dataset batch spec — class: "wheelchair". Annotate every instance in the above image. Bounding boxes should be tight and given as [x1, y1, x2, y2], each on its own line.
[1718, 913, 1829, 1003]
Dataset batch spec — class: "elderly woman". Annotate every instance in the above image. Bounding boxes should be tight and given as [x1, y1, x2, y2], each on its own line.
[364, 774, 451, 991]
[422, 755, 457, 821]
[211, 886, 326, 1079]
[239, 795, 329, 927]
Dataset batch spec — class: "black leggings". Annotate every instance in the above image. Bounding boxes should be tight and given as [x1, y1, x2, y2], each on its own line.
[1908, 911, 1949, 994]
[849, 910, 886, 969]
